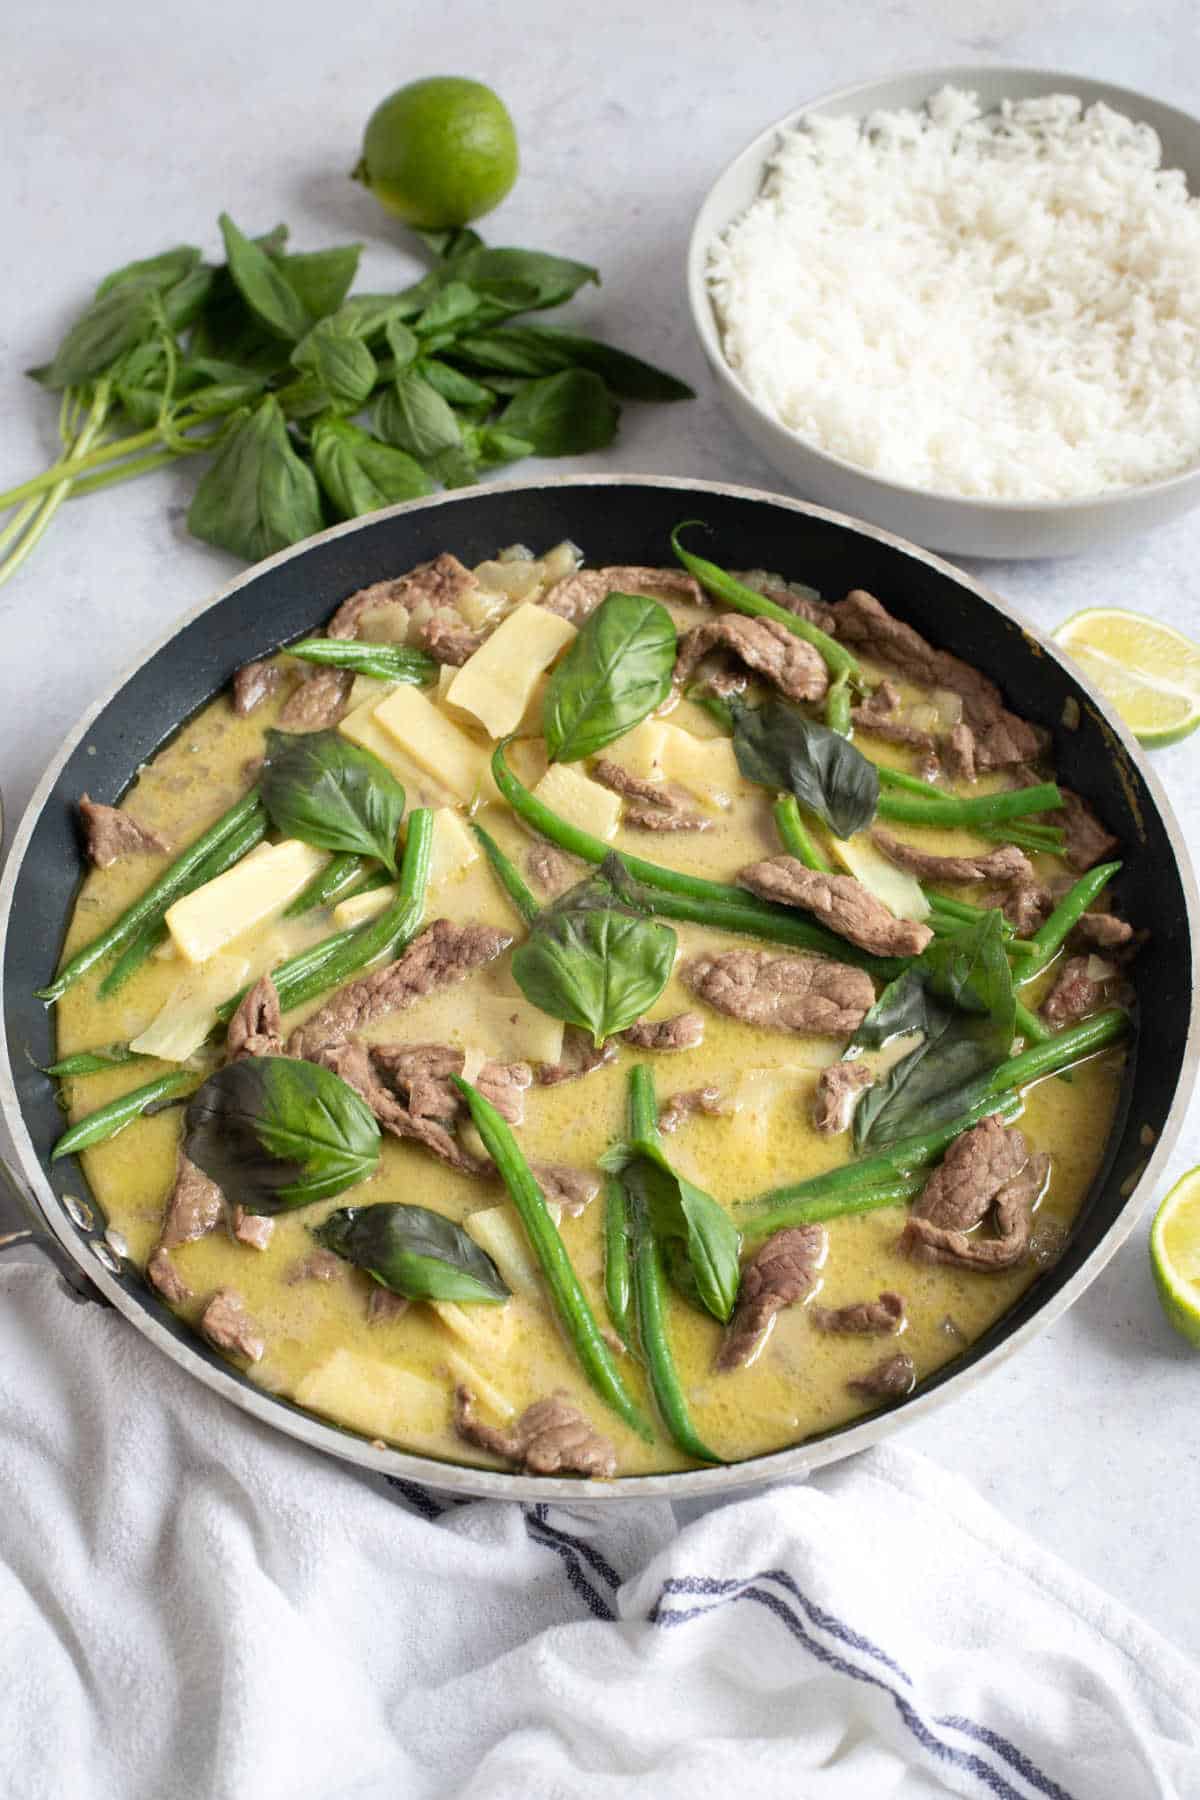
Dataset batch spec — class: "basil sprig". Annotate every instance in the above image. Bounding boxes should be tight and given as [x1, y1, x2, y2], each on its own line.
[315, 1202, 510, 1304]
[730, 696, 880, 840]
[260, 729, 406, 872]
[185, 1056, 380, 1213]
[187, 397, 324, 562]
[543, 591, 677, 763]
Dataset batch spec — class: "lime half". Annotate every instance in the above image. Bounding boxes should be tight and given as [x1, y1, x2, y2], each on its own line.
[1150, 1166, 1200, 1348]
[354, 77, 518, 230]
[1054, 607, 1200, 747]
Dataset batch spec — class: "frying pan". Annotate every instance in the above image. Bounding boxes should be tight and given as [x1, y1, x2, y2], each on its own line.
[0, 475, 1195, 1500]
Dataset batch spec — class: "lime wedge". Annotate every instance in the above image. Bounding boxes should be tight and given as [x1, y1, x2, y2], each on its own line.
[1150, 1166, 1200, 1348]
[1054, 607, 1200, 747]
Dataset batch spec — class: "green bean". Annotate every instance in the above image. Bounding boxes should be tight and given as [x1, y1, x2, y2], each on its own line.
[470, 820, 540, 926]
[877, 782, 1062, 830]
[492, 742, 904, 979]
[631, 1213, 719, 1463]
[874, 765, 941, 799]
[286, 638, 437, 685]
[98, 805, 269, 997]
[774, 795, 833, 872]
[284, 852, 366, 919]
[671, 524, 860, 684]
[454, 1076, 653, 1443]
[38, 789, 264, 1004]
[987, 1006, 1127, 1092]
[739, 1176, 925, 1242]
[42, 1046, 147, 1078]
[338, 866, 393, 903]
[979, 821, 1066, 857]
[1019, 862, 1122, 982]
[51, 1070, 195, 1161]
[603, 1176, 637, 1354]
[825, 672, 853, 736]
[1013, 999, 1051, 1045]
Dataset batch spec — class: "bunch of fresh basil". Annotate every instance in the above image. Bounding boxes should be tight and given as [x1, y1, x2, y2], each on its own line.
[6, 218, 693, 585]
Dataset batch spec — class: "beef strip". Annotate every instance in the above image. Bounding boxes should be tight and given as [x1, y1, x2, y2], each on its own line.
[533, 1164, 600, 1215]
[366, 1284, 410, 1324]
[230, 1207, 274, 1250]
[200, 1289, 265, 1362]
[591, 756, 710, 831]
[526, 842, 577, 894]
[312, 1041, 490, 1177]
[738, 857, 934, 958]
[905, 1115, 1029, 1235]
[985, 883, 1053, 935]
[811, 1290, 906, 1334]
[847, 1352, 916, 1399]
[941, 722, 977, 783]
[455, 1385, 617, 1477]
[231, 660, 282, 716]
[537, 1025, 617, 1086]
[870, 828, 1035, 887]
[287, 920, 512, 1058]
[226, 974, 284, 1062]
[159, 1153, 224, 1248]
[715, 1225, 826, 1371]
[730, 571, 837, 633]
[146, 1246, 191, 1304]
[623, 802, 713, 833]
[904, 1154, 1048, 1272]
[1070, 912, 1135, 953]
[1042, 955, 1110, 1026]
[327, 553, 478, 639]
[476, 1060, 534, 1126]
[850, 681, 936, 750]
[812, 1060, 874, 1135]
[683, 948, 875, 1036]
[1058, 789, 1120, 871]
[287, 1248, 342, 1284]
[832, 590, 1006, 729]
[276, 667, 353, 733]
[542, 565, 703, 626]
[674, 615, 829, 705]
[658, 1086, 725, 1133]
[620, 1013, 705, 1053]
[78, 796, 167, 869]
[417, 612, 484, 666]
[973, 715, 1051, 772]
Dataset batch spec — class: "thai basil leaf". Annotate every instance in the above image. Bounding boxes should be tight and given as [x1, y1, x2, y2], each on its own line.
[456, 323, 694, 400]
[181, 374, 269, 418]
[414, 279, 484, 336]
[449, 331, 565, 377]
[44, 282, 162, 388]
[95, 244, 202, 298]
[602, 1142, 739, 1324]
[185, 1056, 380, 1213]
[314, 1202, 509, 1304]
[850, 966, 930, 1052]
[411, 225, 485, 261]
[311, 418, 434, 518]
[371, 370, 462, 458]
[291, 320, 377, 410]
[425, 444, 481, 489]
[543, 591, 676, 762]
[275, 376, 335, 421]
[277, 244, 362, 321]
[161, 263, 217, 333]
[384, 317, 420, 369]
[186, 396, 324, 562]
[262, 728, 406, 871]
[476, 427, 535, 466]
[219, 213, 312, 342]
[449, 247, 599, 314]
[417, 358, 496, 410]
[731, 696, 879, 839]
[499, 368, 619, 455]
[329, 294, 407, 343]
[512, 901, 677, 1047]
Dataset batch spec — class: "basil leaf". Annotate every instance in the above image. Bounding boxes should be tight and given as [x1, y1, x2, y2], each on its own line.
[291, 319, 378, 410]
[95, 244, 202, 298]
[418, 358, 495, 410]
[477, 427, 535, 466]
[329, 294, 407, 343]
[411, 225, 485, 262]
[732, 696, 879, 839]
[315, 1202, 510, 1304]
[371, 370, 463, 458]
[185, 1056, 380, 1213]
[275, 376, 335, 421]
[384, 317, 420, 369]
[414, 279, 484, 336]
[219, 213, 312, 342]
[603, 1144, 740, 1323]
[450, 246, 599, 313]
[161, 263, 217, 333]
[262, 728, 405, 870]
[311, 418, 434, 518]
[543, 591, 676, 762]
[187, 396, 324, 562]
[456, 323, 694, 400]
[44, 282, 161, 389]
[512, 895, 676, 1047]
[850, 966, 929, 1052]
[499, 368, 619, 455]
[425, 444, 481, 489]
[277, 244, 362, 321]
[449, 331, 569, 378]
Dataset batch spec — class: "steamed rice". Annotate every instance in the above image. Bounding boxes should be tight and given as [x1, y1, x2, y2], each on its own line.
[708, 88, 1200, 501]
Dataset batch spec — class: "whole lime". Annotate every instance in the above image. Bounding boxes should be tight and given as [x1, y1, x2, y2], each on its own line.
[353, 77, 518, 229]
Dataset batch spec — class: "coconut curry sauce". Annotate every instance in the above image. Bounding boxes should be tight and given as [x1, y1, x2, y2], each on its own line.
[50, 546, 1131, 1477]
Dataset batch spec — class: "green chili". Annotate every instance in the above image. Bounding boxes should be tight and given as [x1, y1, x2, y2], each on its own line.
[51, 1070, 195, 1160]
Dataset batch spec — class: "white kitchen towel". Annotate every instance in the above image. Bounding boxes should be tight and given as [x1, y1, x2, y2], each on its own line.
[0, 1264, 1195, 1800]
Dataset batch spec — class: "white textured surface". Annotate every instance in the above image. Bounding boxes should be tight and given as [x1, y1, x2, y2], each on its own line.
[3, 0, 1198, 1655]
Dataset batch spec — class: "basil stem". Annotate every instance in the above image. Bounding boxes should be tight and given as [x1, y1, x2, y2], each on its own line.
[1019, 863, 1122, 982]
[283, 851, 367, 919]
[670, 523, 859, 684]
[454, 1076, 653, 1443]
[38, 789, 265, 1004]
[52, 1070, 195, 1160]
[470, 820, 540, 926]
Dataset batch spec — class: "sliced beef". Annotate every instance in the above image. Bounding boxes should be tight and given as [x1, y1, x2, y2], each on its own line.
[476, 1060, 534, 1127]
[987, 883, 1053, 935]
[658, 1086, 725, 1133]
[287, 920, 512, 1058]
[592, 758, 710, 831]
[226, 974, 284, 1062]
[730, 571, 837, 633]
[370, 1042, 462, 1121]
[287, 1248, 342, 1284]
[847, 1352, 916, 1399]
[1058, 790, 1120, 872]
[674, 615, 829, 705]
[974, 715, 1051, 772]
[812, 1291, 906, 1334]
[1042, 955, 1109, 1026]
[533, 1164, 600, 1216]
[537, 1025, 617, 1086]
[624, 802, 713, 833]
[832, 590, 1005, 729]
[621, 1012, 705, 1053]
[455, 1385, 617, 1477]
[542, 565, 703, 626]
[526, 842, 577, 894]
[417, 612, 484, 666]
[904, 1154, 1048, 1272]
[231, 660, 282, 716]
[159, 1153, 224, 1248]
[312, 1041, 490, 1177]
[366, 1284, 410, 1324]
[870, 828, 1034, 887]
[905, 1115, 1029, 1235]
[715, 1225, 826, 1371]
[78, 796, 167, 869]
[1070, 912, 1135, 953]
[200, 1289, 265, 1362]
[812, 1060, 873, 1135]
[277, 667, 353, 733]
[230, 1207, 274, 1250]
[683, 947, 875, 1037]
[941, 722, 978, 784]
[146, 1246, 191, 1304]
[327, 553, 478, 640]
[850, 681, 936, 750]
[738, 857, 934, 958]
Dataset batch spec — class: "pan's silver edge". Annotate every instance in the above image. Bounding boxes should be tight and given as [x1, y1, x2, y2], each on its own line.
[1, 472, 1196, 1502]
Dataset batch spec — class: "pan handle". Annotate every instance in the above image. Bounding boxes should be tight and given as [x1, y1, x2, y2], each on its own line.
[0, 1156, 109, 1307]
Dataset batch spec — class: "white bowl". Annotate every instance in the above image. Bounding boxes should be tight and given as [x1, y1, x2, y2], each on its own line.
[687, 66, 1200, 559]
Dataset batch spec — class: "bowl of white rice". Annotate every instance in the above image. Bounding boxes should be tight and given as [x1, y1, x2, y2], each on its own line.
[688, 68, 1200, 557]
